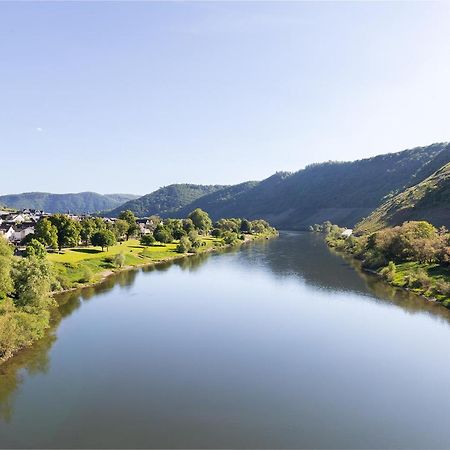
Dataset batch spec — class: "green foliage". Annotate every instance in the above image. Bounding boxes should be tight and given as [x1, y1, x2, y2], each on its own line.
[188, 208, 212, 233]
[325, 219, 450, 305]
[113, 219, 129, 240]
[108, 184, 225, 218]
[11, 257, 55, 312]
[380, 261, 396, 282]
[240, 219, 252, 233]
[140, 234, 156, 246]
[356, 159, 450, 233]
[222, 231, 239, 245]
[0, 237, 14, 300]
[113, 253, 126, 268]
[34, 218, 58, 249]
[118, 210, 138, 239]
[78, 266, 94, 283]
[48, 214, 81, 250]
[176, 236, 192, 253]
[91, 229, 116, 251]
[79, 218, 96, 245]
[25, 239, 47, 259]
[153, 225, 173, 244]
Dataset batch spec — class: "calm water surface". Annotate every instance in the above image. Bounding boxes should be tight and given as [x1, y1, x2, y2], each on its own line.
[2, 232, 450, 448]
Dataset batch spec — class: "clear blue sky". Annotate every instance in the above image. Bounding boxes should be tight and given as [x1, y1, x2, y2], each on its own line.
[1, 1, 449, 195]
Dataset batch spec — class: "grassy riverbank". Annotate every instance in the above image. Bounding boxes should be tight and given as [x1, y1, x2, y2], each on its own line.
[47, 235, 239, 290]
[320, 221, 450, 307]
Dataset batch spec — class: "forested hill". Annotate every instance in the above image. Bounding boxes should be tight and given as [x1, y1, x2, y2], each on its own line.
[355, 160, 450, 233]
[173, 142, 450, 229]
[0, 192, 138, 214]
[107, 184, 227, 218]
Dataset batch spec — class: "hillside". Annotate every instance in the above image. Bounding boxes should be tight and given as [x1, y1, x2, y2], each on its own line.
[355, 162, 450, 233]
[107, 184, 226, 217]
[177, 142, 450, 229]
[0, 192, 138, 214]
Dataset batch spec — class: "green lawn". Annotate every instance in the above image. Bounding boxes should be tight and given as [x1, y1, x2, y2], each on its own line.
[48, 237, 223, 288]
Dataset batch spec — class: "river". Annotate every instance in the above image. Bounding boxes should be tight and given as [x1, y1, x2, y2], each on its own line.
[2, 231, 450, 448]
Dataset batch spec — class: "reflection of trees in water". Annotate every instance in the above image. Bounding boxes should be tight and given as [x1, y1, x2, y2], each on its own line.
[0, 254, 216, 421]
[0, 321, 56, 422]
[263, 232, 450, 324]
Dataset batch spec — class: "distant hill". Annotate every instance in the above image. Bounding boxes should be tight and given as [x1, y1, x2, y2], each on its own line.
[355, 161, 450, 233]
[107, 184, 226, 217]
[0, 192, 138, 214]
[174, 143, 450, 229]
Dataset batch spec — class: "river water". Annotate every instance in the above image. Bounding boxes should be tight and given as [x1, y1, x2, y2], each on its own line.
[2, 232, 450, 448]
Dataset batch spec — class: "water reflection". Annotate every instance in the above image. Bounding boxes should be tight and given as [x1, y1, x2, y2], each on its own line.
[1, 232, 450, 429]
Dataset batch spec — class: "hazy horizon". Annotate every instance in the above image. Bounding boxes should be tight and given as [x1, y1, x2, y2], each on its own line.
[2, 1, 450, 194]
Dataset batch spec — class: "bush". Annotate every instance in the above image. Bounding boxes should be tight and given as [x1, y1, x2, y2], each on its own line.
[113, 253, 126, 268]
[380, 261, 396, 282]
[78, 266, 94, 283]
[176, 236, 192, 254]
[140, 234, 156, 246]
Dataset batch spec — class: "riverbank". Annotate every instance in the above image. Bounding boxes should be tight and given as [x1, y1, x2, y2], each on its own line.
[320, 222, 450, 308]
[0, 231, 277, 366]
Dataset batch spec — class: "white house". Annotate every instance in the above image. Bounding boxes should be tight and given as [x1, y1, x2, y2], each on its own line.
[341, 228, 353, 238]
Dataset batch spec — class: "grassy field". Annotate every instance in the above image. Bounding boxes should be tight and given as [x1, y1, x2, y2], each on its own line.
[387, 261, 450, 304]
[47, 237, 224, 288]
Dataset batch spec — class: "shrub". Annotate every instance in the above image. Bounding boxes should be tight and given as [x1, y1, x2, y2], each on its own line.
[113, 253, 126, 268]
[140, 234, 156, 246]
[176, 236, 192, 253]
[78, 266, 94, 283]
[380, 261, 396, 282]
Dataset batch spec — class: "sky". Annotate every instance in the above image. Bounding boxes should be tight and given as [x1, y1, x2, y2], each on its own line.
[1, 1, 449, 195]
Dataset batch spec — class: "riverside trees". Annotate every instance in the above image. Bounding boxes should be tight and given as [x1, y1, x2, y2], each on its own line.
[0, 236, 55, 361]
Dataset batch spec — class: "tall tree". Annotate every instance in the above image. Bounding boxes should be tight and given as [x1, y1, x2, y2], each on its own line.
[48, 215, 81, 250]
[188, 208, 212, 234]
[34, 218, 58, 249]
[118, 210, 138, 239]
[91, 230, 116, 251]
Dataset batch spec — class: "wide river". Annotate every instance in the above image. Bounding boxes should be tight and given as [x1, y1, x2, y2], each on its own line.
[2, 232, 450, 448]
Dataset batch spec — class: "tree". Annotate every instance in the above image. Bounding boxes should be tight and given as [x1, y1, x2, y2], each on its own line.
[188, 230, 201, 249]
[188, 208, 212, 234]
[80, 218, 96, 246]
[113, 219, 129, 240]
[176, 236, 192, 253]
[91, 230, 116, 251]
[12, 257, 55, 312]
[182, 218, 195, 233]
[250, 219, 271, 234]
[119, 210, 138, 240]
[34, 218, 58, 249]
[118, 210, 137, 225]
[48, 214, 81, 250]
[164, 219, 185, 240]
[223, 231, 239, 245]
[0, 237, 13, 300]
[25, 239, 47, 259]
[240, 219, 252, 233]
[153, 225, 173, 244]
[140, 234, 156, 246]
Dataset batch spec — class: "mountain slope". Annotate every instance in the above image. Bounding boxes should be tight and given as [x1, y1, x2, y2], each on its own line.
[178, 142, 450, 229]
[355, 162, 450, 233]
[107, 184, 226, 217]
[0, 192, 137, 214]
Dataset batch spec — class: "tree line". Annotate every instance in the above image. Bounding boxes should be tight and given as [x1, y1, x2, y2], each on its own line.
[26, 208, 276, 256]
[315, 220, 450, 303]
